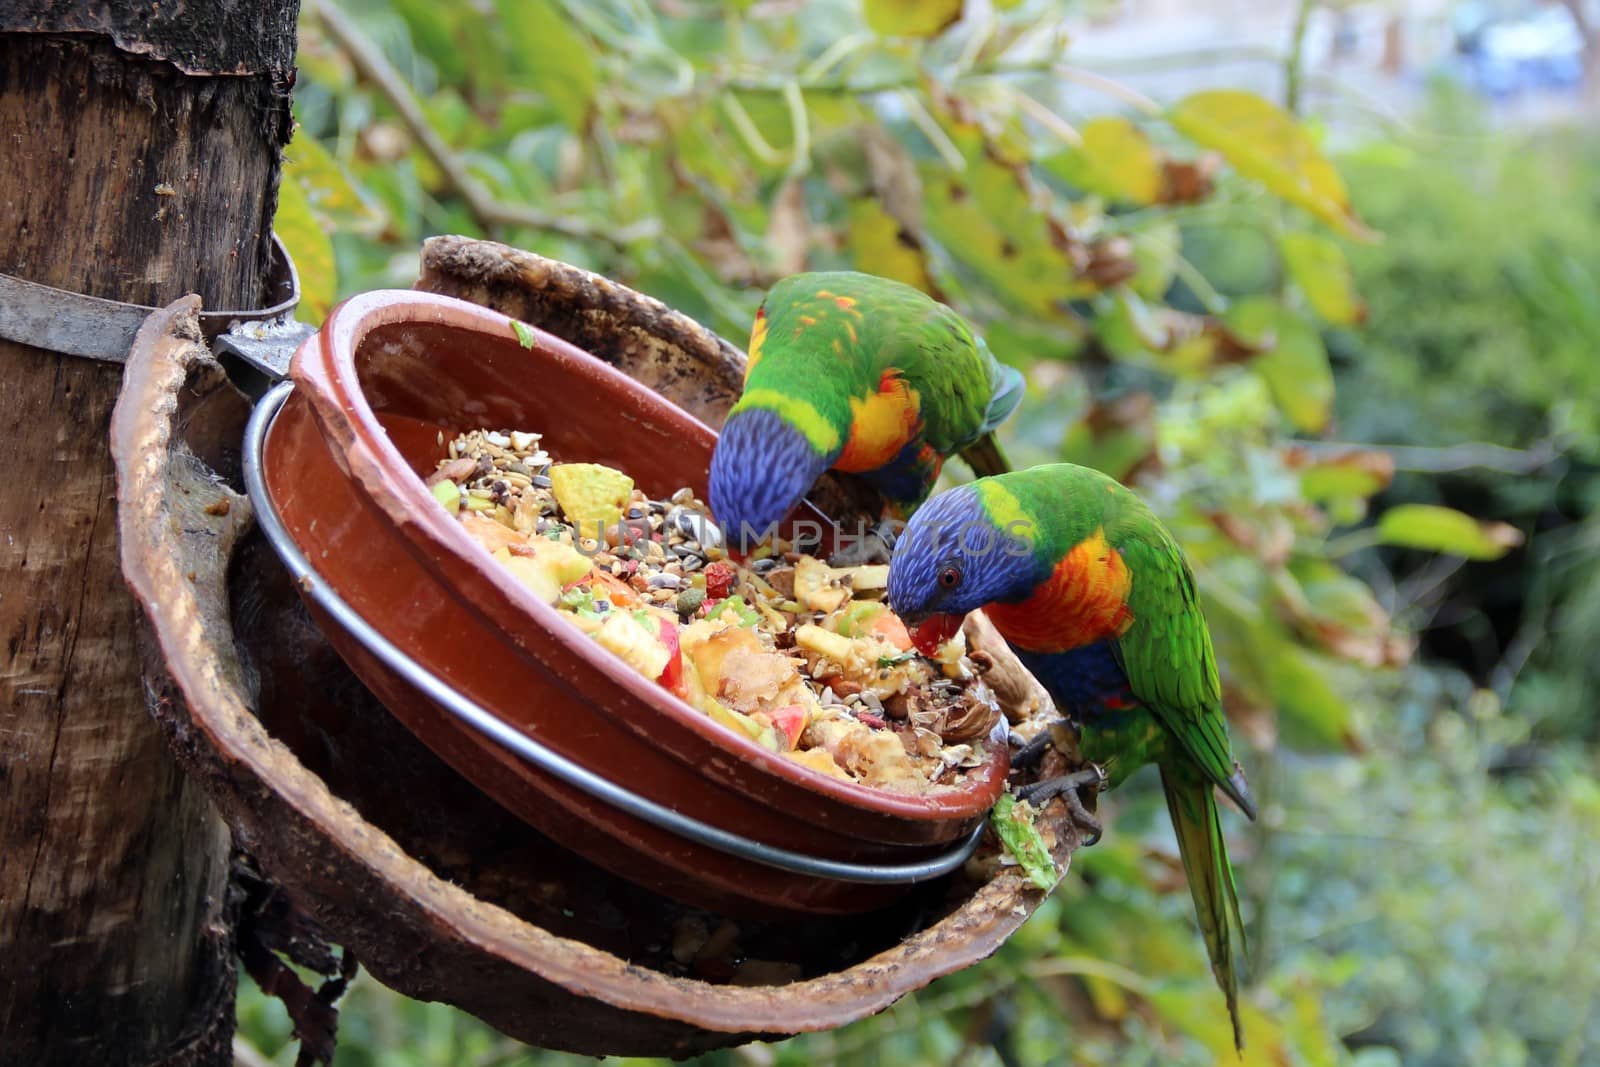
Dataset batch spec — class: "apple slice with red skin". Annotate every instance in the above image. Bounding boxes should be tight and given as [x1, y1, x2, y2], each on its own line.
[767, 704, 808, 750]
[655, 618, 688, 699]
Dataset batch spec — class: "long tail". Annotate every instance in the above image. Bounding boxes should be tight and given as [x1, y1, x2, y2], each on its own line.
[1160, 762, 1247, 1052]
[959, 433, 1012, 477]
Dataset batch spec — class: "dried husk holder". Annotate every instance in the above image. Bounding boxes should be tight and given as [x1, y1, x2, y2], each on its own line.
[110, 235, 1083, 1057]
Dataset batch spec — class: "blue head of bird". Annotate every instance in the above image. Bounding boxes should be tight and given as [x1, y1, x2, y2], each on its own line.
[887, 484, 1042, 623]
[709, 407, 834, 553]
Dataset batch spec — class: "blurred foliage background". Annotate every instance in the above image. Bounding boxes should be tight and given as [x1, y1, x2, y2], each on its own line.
[244, 0, 1600, 1063]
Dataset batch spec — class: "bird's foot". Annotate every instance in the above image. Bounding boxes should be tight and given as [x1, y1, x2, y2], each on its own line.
[827, 517, 901, 567]
[1016, 765, 1107, 847]
[1008, 728, 1057, 772]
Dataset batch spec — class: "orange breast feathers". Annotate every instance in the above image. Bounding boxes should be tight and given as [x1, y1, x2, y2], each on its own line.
[984, 529, 1136, 654]
[835, 370, 922, 473]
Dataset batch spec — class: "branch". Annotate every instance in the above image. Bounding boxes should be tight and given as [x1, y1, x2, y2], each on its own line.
[1294, 437, 1569, 475]
[728, 59, 1162, 116]
[1284, 0, 1318, 115]
[306, 0, 659, 250]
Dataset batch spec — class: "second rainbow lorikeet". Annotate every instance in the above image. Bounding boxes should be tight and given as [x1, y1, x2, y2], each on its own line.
[708, 271, 1025, 550]
[885, 464, 1256, 1050]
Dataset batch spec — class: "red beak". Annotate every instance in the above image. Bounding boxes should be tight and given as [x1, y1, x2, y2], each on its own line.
[909, 613, 964, 655]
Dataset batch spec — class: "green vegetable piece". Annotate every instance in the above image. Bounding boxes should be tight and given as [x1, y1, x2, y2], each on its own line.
[712, 595, 761, 627]
[990, 793, 1058, 891]
[837, 600, 883, 637]
[559, 586, 600, 616]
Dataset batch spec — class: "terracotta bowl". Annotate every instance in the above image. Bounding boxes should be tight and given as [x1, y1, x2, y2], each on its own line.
[258, 289, 1008, 915]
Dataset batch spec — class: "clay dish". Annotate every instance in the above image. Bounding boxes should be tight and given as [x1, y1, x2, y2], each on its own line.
[256, 289, 1008, 915]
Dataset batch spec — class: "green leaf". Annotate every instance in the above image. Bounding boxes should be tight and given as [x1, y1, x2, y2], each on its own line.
[274, 176, 336, 323]
[496, 0, 596, 128]
[1044, 117, 1163, 205]
[863, 0, 963, 37]
[1168, 90, 1374, 240]
[1295, 449, 1393, 503]
[1268, 644, 1362, 752]
[990, 793, 1058, 891]
[1228, 298, 1334, 432]
[511, 320, 537, 349]
[388, 0, 468, 85]
[1129, 218, 1181, 299]
[1280, 232, 1365, 326]
[1375, 504, 1524, 560]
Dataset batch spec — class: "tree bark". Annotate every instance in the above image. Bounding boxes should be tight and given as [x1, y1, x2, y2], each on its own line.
[0, 8, 297, 1064]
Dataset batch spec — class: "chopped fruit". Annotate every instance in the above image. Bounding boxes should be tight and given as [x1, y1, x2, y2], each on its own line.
[795, 623, 855, 664]
[836, 600, 883, 638]
[493, 549, 562, 604]
[488, 537, 595, 604]
[684, 622, 763, 686]
[585, 568, 645, 608]
[871, 611, 914, 651]
[784, 746, 849, 780]
[703, 560, 737, 600]
[836, 563, 889, 592]
[766, 704, 809, 749]
[704, 698, 767, 744]
[794, 555, 850, 612]
[656, 619, 687, 698]
[431, 479, 462, 512]
[595, 611, 671, 680]
[550, 462, 634, 537]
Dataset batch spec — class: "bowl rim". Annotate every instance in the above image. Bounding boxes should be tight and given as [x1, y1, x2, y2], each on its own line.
[290, 288, 1008, 823]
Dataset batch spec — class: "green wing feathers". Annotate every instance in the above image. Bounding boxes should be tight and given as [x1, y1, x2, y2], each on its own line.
[1161, 762, 1247, 1052]
[1112, 527, 1255, 817]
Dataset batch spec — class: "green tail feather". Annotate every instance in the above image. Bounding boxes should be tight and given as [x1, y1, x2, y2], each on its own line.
[1160, 762, 1247, 1052]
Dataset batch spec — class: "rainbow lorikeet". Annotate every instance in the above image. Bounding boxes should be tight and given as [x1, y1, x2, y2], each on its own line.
[708, 271, 1025, 549]
[885, 464, 1256, 1050]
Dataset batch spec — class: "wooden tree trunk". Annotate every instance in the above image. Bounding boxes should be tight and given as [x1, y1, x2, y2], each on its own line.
[0, 6, 297, 1063]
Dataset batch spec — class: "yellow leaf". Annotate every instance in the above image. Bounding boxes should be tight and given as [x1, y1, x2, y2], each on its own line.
[921, 119, 1091, 316]
[863, 0, 963, 38]
[1047, 116, 1163, 205]
[847, 199, 934, 293]
[1169, 90, 1375, 240]
[274, 176, 336, 324]
[1280, 232, 1365, 325]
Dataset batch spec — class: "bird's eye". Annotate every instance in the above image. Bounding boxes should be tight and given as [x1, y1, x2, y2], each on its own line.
[938, 565, 961, 589]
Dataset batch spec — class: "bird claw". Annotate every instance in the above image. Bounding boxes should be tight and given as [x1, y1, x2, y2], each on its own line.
[1016, 765, 1108, 847]
[1008, 729, 1056, 772]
